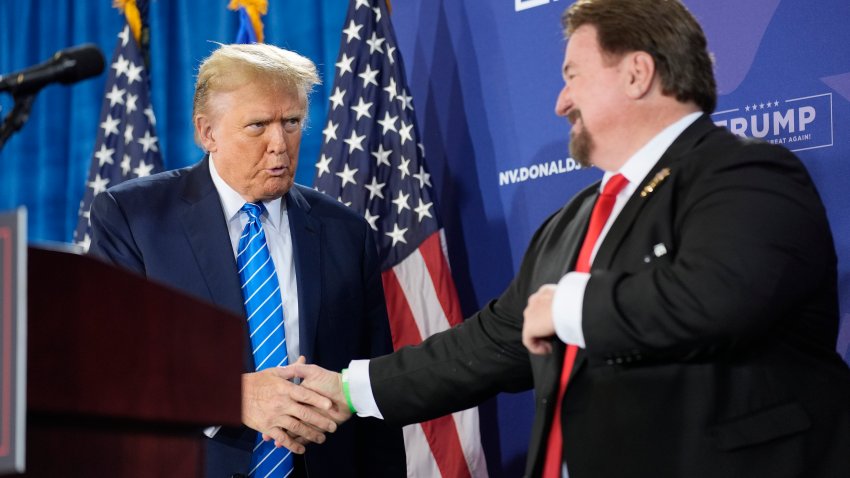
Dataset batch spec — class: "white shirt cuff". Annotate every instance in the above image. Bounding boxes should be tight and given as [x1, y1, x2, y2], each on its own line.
[347, 359, 384, 419]
[552, 272, 590, 348]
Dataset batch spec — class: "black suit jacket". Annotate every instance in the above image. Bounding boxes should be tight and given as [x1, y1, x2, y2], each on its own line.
[368, 116, 850, 477]
[89, 158, 406, 478]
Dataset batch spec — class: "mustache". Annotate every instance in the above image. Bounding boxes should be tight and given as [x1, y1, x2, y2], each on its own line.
[567, 109, 582, 125]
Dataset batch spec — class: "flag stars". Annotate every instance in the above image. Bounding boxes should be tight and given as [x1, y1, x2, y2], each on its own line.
[100, 114, 121, 138]
[137, 130, 159, 153]
[126, 93, 138, 113]
[383, 77, 397, 102]
[351, 97, 373, 120]
[329, 87, 346, 110]
[88, 173, 110, 196]
[343, 20, 363, 43]
[336, 53, 355, 76]
[366, 32, 385, 55]
[94, 144, 115, 166]
[105, 85, 125, 107]
[398, 90, 414, 111]
[336, 163, 359, 188]
[413, 166, 432, 188]
[359, 64, 380, 88]
[371, 144, 392, 167]
[111, 55, 130, 78]
[133, 160, 155, 178]
[124, 124, 135, 145]
[385, 223, 408, 247]
[120, 154, 132, 175]
[372, 6, 382, 23]
[377, 111, 398, 135]
[343, 130, 366, 153]
[397, 156, 411, 179]
[323, 120, 339, 142]
[364, 176, 386, 200]
[144, 106, 157, 126]
[355, 0, 370, 9]
[315, 154, 333, 177]
[414, 198, 433, 221]
[118, 26, 131, 47]
[386, 45, 396, 65]
[399, 121, 414, 145]
[126, 62, 143, 85]
[364, 210, 379, 231]
[392, 190, 410, 214]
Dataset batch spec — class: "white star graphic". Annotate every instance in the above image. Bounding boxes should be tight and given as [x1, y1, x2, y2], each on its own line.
[343, 130, 366, 153]
[105, 85, 125, 107]
[383, 77, 397, 102]
[364, 176, 386, 200]
[111, 54, 130, 78]
[399, 121, 414, 145]
[418, 143, 426, 156]
[372, 6, 382, 23]
[126, 62, 143, 85]
[359, 64, 379, 88]
[355, 0, 370, 9]
[322, 120, 338, 142]
[77, 233, 91, 253]
[137, 130, 159, 153]
[123, 124, 134, 145]
[364, 210, 379, 231]
[392, 189, 410, 214]
[377, 111, 398, 136]
[366, 32, 385, 55]
[100, 114, 121, 138]
[336, 53, 355, 76]
[343, 20, 363, 43]
[88, 173, 110, 196]
[371, 144, 392, 167]
[351, 97, 373, 120]
[398, 90, 414, 111]
[385, 223, 408, 246]
[134, 160, 155, 178]
[387, 45, 396, 65]
[337, 196, 352, 207]
[413, 166, 432, 188]
[329, 87, 346, 110]
[125, 93, 138, 114]
[120, 154, 132, 175]
[94, 144, 115, 166]
[397, 156, 411, 179]
[335, 163, 359, 188]
[414, 198, 433, 221]
[144, 106, 157, 126]
[118, 26, 131, 46]
[315, 154, 333, 177]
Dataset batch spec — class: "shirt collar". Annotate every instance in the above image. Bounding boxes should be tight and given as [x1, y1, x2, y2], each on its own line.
[601, 111, 702, 190]
[208, 154, 284, 229]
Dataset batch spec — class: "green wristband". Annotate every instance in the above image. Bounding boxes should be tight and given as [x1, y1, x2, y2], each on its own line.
[341, 368, 357, 414]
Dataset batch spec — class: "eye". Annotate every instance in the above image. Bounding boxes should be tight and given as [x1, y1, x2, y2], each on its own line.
[283, 118, 303, 133]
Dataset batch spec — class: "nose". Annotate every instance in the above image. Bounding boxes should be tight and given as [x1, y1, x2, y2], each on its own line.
[267, 122, 287, 155]
[555, 84, 571, 117]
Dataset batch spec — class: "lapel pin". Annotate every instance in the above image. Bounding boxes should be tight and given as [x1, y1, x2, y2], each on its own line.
[640, 167, 671, 198]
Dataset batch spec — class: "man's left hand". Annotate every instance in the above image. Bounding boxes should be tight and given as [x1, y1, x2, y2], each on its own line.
[523, 284, 558, 355]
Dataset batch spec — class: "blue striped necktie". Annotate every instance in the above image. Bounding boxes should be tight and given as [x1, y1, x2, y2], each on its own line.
[236, 202, 294, 478]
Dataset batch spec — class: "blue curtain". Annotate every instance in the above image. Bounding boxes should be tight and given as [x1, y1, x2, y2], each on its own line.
[0, 0, 348, 243]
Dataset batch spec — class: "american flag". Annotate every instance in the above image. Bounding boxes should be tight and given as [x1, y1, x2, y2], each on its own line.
[73, 22, 163, 251]
[313, 0, 487, 476]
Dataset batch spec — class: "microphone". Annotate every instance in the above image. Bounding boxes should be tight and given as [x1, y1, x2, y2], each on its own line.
[0, 44, 105, 96]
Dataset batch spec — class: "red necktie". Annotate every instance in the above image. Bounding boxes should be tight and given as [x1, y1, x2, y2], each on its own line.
[542, 173, 629, 478]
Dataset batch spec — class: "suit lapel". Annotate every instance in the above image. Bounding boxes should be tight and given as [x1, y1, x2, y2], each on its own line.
[179, 158, 245, 318]
[593, 115, 716, 269]
[286, 186, 322, 363]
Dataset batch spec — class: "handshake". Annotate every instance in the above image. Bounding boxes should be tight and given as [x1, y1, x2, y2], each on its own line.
[241, 358, 352, 455]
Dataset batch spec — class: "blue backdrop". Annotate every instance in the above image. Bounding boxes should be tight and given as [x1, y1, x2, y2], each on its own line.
[2, 1, 848, 476]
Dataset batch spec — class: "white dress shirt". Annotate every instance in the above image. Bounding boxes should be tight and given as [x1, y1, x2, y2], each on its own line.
[345, 111, 703, 421]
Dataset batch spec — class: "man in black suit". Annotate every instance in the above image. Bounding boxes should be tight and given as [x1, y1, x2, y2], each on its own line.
[89, 43, 405, 477]
[289, 1, 850, 476]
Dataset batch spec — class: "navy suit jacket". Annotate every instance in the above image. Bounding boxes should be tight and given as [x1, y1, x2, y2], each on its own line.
[89, 157, 406, 477]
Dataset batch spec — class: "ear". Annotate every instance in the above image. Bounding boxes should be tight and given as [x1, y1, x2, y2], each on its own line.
[623, 51, 656, 99]
[194, 114, 217, 152]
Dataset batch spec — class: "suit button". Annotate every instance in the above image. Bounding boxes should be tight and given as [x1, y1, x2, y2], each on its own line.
[615, 357, 624, 364]
[606, 359, 615, 365]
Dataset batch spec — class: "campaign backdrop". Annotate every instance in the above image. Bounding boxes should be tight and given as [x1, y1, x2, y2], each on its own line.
[1, 1, 848, 476]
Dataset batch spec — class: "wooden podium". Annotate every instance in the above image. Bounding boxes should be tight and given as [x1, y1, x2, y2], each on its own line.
[23, 247, 244, 477]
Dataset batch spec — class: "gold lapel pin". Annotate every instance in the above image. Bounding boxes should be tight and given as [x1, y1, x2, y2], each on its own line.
[640, 167, 671, 198]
